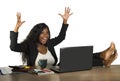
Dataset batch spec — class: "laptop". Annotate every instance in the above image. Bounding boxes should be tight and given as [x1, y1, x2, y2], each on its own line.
[51, 46, 93, 73]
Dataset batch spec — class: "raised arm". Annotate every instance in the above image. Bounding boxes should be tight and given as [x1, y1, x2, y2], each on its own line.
[50, 7, 73, 46]
[10, 12, 27, 52]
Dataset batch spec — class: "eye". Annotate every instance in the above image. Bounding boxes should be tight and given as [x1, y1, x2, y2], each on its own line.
[41, 31, 44, 33]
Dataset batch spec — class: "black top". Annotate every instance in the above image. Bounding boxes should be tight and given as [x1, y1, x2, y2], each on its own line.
[10, 23, 69, 66]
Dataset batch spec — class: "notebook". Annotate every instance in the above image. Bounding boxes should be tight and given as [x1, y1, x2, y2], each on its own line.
[51, 46, 93, 73]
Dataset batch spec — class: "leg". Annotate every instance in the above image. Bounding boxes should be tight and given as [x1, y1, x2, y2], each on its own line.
[93, 42, 118, 67]
[92, 52, 103, 66]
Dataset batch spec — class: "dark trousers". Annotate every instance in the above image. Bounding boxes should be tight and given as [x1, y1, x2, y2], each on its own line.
[92, 52, 103, 66]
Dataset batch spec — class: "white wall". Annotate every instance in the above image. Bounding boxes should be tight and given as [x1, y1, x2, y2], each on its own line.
[0, 0, 120, 67]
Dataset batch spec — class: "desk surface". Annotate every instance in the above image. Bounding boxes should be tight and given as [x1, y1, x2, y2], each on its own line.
[0, 65, 120, 81]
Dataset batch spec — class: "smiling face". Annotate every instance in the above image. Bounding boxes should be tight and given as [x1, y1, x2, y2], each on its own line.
[39, 27, 49, 45]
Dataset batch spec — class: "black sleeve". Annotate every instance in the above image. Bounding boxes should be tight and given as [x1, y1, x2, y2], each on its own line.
[10, 31, 28, 52]
[49, 23, 69, 46]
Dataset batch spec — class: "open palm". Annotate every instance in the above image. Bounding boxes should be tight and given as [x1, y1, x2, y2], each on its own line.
[59, 7, 73, 21]
[15, 12, 25, 28]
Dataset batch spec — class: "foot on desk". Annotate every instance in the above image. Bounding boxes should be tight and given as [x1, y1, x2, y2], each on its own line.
[103, 49, 118, 68]
[100, 42, 115, 61]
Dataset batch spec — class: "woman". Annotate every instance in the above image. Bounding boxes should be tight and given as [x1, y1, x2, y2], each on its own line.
[10, 7, 72, 68]
[10, 7, 117, 69]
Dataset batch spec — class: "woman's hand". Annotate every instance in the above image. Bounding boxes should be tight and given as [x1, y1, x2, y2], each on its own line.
[14, 12, 25, 32]
[59, 7, 73, 24]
